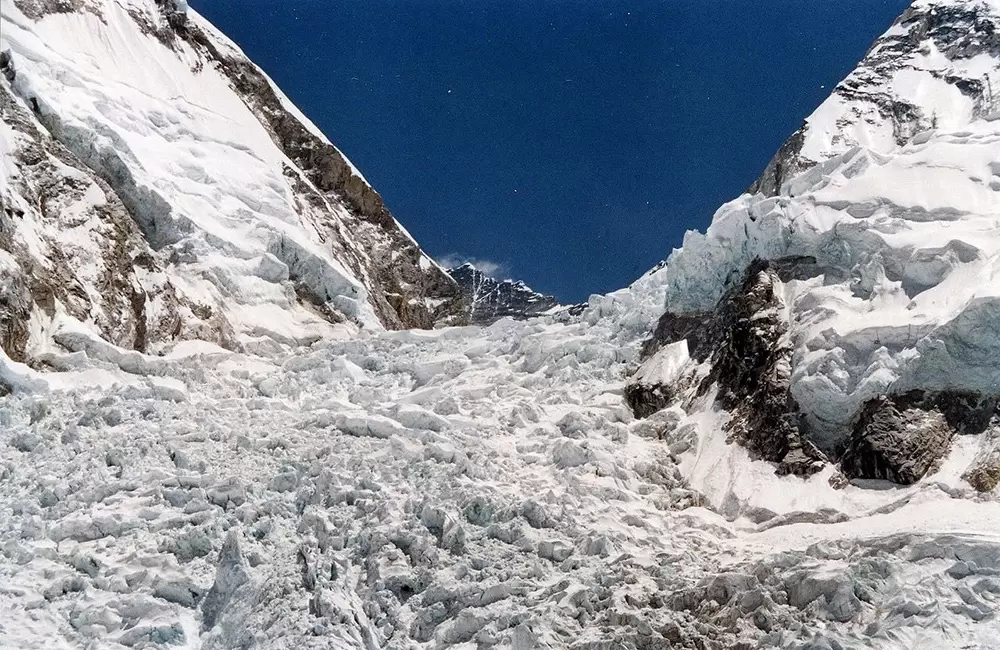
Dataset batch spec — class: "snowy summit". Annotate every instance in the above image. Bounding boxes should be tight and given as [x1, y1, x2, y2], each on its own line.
[2, 0, 1000, 649]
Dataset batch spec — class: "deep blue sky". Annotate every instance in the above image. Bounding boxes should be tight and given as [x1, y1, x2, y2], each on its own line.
[190, 0, 910, 303]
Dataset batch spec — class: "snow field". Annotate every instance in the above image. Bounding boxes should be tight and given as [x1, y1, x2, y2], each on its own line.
[1, 279, 999, 648]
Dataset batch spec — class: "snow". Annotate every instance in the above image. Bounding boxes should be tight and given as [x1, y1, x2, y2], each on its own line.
[3, 0, 1000, 648]
[2, 257, 999, 648]
[632, 340, 690, 387]
[1, 0, 386, 347]
[663, 112, 1000, 446]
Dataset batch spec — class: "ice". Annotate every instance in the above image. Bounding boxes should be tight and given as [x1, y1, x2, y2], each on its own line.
[391, 404, 451, 432]
[0, 346, 48, 393]
[632, 340, 690, 387]
[2, 282, 995, 648]
[661, 116, 1000, 447]
[0, 0, 463, 357]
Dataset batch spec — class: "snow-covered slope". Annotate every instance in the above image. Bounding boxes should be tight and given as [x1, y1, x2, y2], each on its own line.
[4, 0, 1000, 649]
[632, 0, 1000, 510]
[751, 0, 1000, 195]
[3, 262, 1000, 650]
[0, 0, 467, 361]
[448, 263, 563, 325]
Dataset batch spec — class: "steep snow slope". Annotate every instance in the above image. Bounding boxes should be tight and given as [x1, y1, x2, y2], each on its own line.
[751, 0, 1000, 195]
[0, 0, 466, 361]
[448, 263, 563, 325]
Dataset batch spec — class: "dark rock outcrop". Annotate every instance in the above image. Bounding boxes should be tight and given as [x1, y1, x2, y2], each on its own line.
[698, 259, 826, 477]
[448, 263, 561, 325]
[641, 256, 824, 361]
[841, 391, 999, 485]
[624, 381, 677, 420]
[840, 396, 952, 485]
[0, 261, 32, 362]
[0, 50, 14, 83]
[12, 0, 95, 19]
[748, 127, 807, 197]
[629, 257, 827, 477]
[635, 249, 1000, 485]
[633, 251, 1000, 483]
[964, 442, 1000, 492]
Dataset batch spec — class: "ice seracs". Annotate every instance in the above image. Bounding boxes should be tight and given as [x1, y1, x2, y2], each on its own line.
[4, 269, 1000, 649]
[632, 0, 1000, 496]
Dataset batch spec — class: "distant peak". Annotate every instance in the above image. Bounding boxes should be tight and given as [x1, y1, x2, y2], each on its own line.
[447, 263, 561, 325]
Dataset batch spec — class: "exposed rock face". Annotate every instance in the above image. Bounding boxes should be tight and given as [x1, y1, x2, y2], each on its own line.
[748, 127, 807, 198]
[629, 257, 828, 476]
[0, 258, 32, 362]
[841, 395, 952, 484]
[0, 76, 185, 359]
[842, 391, 998, 484]
[712, 260, 823, 477]
[748, 0, 1000, 196]
[448, 263, 560, 325]
[623, 380, 676, 420]
[634, 248, 999, 483]
[964, 438, 1000, 492]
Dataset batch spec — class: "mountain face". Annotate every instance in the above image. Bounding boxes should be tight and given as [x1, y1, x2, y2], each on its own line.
[750, 0, 1000, 196]
[5, 2, 1000, 650]
[0, 0, 467, 364]
[630, 0, 1000, 494]
[447, 263, 561, 325]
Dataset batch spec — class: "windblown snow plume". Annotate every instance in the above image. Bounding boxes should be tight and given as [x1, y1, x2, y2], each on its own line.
[3, 1, 1000, 649]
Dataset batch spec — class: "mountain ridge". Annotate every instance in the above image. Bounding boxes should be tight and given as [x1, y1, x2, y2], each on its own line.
[0, 0, 468, 365]
[631, 0, 1000, 498]
[3, 1, 1000, 649]
[750, 0, 1000, 195]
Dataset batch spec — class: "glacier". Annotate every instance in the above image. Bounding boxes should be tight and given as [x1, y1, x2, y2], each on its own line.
[3, 0, 1000, 649]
